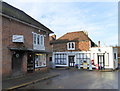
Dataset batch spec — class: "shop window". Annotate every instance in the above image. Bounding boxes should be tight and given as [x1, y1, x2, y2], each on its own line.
[35, 54, 46, 68]
[76, 53, 90, 65]
[67, 42, 75, 50]
[54, 54, 67, 65]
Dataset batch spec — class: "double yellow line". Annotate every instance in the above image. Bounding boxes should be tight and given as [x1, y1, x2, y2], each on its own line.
[7, 74, 60, 90]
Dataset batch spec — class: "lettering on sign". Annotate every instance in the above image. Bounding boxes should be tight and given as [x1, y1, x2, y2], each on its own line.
[12, 35, 24, 43]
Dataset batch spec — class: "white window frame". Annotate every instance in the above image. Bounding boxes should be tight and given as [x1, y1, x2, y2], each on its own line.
[67, 42, 75, 50]
[33, 33, 37, 45]
[37, 34, 40, 45]
[40, 35, 44, 46]
[33, 32, 45, 50]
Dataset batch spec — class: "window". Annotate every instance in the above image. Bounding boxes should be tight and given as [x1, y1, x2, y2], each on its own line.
[76, 53, 90, 65]
[33, 32, 45, 50]
[37, 34, 40, 44]
[33, 32, 44, 46]
[33, 33, 37, 45]
[114, 53, 117, 59]
[35, 54, 46, 68]
[40, 35, 44, 46]
[54, 54, 67, 65]
[67, 42, 75, 50]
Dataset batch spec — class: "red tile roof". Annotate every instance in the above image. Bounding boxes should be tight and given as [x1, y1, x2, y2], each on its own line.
[57, 31, 90, 41]
[50, 31, 92, 44]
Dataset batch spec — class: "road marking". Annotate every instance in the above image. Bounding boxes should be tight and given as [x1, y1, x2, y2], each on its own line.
[7, 74, 60, 90]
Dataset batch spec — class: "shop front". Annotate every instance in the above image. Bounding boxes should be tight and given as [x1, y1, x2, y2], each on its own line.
[34, 53, 46, 71]
[9, 47, 49, 77]
[53, 47, 118, 70]
[27, 53, 47, 72]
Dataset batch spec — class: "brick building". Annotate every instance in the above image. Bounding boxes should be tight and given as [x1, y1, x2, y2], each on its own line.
[50, 31, 97, 67]
[1, 2, 53, 78]
[50, 31, 118, 70]
[50, 31, 96, 52]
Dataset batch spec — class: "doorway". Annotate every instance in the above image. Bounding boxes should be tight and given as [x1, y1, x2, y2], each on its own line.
[98, 54, 105, 69]
[68, 56, 75, 67]
[12, 51, 23, 76]
[27, 53, 34, 73]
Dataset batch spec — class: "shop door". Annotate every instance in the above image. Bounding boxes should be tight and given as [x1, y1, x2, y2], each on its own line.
[12, 51, 23, 76]
[98, 55, 105, 69]
[69, 56, 75, 67]
[27, 53, 34, 72]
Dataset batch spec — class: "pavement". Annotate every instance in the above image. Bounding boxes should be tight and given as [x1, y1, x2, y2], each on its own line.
[2, 69, 60, 90]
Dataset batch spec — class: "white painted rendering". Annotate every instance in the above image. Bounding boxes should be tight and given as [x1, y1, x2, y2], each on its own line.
[52, 47, 118, 70]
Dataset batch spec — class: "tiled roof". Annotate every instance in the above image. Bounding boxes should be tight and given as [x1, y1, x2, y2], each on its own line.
[1, 1, 53, 33]
[58, 31, 90, 41]
[51, 31, 93, 43]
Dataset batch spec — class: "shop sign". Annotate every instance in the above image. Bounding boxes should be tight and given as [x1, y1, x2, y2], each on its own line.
[12, 35, 24, 43]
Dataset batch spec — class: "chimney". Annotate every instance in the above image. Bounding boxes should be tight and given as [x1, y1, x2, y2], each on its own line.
[98, 41, 100, 47]
[83, 31, 88, 36]
[52, 34, 56, 40]
[50, 34, 56, 41]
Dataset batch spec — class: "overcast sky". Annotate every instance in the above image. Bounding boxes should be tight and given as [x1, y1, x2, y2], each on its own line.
[3, 0, 118, 46]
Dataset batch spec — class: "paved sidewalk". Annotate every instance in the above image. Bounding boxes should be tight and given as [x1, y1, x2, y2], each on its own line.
[2, 69, 60, 90]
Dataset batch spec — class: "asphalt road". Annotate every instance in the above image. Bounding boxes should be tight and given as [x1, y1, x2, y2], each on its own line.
[21, 69, 119, 89]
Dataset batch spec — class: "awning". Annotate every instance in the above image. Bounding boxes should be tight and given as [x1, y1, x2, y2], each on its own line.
[9, 47, 52, 54]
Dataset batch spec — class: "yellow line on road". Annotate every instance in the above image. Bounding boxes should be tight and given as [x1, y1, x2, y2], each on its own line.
[8, 81, 33, 90]
[7, 74, 60, 90]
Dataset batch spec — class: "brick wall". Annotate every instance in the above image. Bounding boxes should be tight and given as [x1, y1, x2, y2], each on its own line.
[77, 41, 90, 51]
[2, 16, 50, 77]
[52, 40, 90, 52]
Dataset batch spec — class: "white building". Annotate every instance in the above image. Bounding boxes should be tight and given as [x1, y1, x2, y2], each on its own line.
[52, 47, 118, 70]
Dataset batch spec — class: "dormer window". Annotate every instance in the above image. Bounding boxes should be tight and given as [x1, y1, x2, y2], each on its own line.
[67, 42, 75, 50]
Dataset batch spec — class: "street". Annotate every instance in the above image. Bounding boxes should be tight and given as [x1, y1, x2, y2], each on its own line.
[21, 69, 118, 89]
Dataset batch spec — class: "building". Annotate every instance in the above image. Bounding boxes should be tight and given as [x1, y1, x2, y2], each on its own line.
[114, 46, 120, 64]
[50, 31, 96, 67]
[90, 47, 118, 70]
[1, 2, 53, 78]
[50, 31, 96, 52]
[51, 31, 118, 70]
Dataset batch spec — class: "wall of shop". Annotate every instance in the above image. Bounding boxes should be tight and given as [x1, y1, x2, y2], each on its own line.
[2, 15, 51, 77]
[53, 47, 118, 69]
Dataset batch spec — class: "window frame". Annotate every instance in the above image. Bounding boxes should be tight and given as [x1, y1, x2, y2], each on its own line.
[67, 42, 75, 50]
[33, 33, 37, 45]
[40, 35, 44, 46]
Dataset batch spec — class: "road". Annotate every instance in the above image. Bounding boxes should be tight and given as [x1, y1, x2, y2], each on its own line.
[21, 69, 118, 89]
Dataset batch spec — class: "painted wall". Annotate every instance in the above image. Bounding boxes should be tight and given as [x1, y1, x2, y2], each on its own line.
[53, 47, 118, 69]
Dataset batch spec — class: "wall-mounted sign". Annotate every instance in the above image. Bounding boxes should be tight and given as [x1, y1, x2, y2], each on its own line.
[12, 35, 24, 43]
